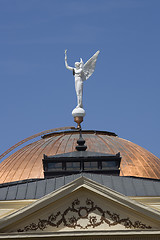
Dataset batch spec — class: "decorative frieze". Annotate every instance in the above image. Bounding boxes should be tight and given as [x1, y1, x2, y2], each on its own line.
[17, 199, 152, 232]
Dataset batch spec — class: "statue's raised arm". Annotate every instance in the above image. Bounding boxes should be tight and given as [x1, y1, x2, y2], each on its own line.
[65, 49, 73, 71]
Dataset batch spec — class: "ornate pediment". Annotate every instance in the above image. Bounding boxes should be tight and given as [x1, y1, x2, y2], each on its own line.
[17, 197, 152, 232]
[0, 177, 160, 234]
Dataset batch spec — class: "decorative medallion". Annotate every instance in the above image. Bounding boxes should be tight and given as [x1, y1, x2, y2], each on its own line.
[17, 199, 152, 232]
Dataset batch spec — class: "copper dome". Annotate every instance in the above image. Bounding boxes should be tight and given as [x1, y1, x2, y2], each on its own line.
[0, 129, 160, 183]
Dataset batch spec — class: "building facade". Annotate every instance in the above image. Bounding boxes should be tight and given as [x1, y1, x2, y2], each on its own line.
[0, 128, 160, 239]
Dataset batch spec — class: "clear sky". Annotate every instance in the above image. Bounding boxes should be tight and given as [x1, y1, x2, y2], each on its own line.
[0, 0, 160, 162]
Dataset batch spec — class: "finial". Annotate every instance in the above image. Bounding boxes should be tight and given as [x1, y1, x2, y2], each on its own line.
[74, 116, 83, 129]
[76, 128, 87, 151]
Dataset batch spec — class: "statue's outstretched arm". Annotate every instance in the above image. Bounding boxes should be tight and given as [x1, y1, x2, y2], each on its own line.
[65, 49, 73, 71]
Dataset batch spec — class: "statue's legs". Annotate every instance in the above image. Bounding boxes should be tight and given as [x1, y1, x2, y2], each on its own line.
[75, 80, 83, 108]
[77, 95, 83, 108]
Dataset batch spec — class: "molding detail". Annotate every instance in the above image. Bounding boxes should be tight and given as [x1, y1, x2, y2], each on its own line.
[17, 199, 152, 232]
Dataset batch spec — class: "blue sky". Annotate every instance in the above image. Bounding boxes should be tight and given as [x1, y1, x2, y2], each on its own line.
[0, 0, 160, 161]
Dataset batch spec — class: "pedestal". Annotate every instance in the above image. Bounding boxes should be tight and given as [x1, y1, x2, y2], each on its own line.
[72, 107, 85, 129]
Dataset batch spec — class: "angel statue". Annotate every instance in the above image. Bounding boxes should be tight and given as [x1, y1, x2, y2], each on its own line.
[65, 50, 100, 109]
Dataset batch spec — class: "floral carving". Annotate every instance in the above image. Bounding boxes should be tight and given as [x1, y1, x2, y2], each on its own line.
[17, 199, 152, 232]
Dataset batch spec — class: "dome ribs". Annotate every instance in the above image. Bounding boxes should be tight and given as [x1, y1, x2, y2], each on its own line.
[96, 134, 116, 155]
[0, 140, 42, 183]
[26, 136, 64, 180]
[13, 140, 45, 182]
[64, 133, 75, 153]
[12, 140, 46, 182]
[98, 135, 151, 178]
[56, 134, 72, 155]
[97, 135, 129, 176]
[124, 140, 160, 179]
[114, 138, 152, 179]
[0, 130, 160, 183]
[0, 140, 38, 173]
[45, 135, 66, 157]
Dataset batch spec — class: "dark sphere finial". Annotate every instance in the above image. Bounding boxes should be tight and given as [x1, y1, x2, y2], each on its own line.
[76, 129, 87, 151]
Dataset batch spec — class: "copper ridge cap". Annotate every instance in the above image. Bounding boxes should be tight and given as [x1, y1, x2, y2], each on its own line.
[0, 126, 75, 161]
[42, 129, 118, 139]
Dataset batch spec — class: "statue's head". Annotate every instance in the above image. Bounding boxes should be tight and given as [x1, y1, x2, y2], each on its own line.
[75, 62, 80, 69]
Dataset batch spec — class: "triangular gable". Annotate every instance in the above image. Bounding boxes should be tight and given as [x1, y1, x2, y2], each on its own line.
[0, 176, 160, 234]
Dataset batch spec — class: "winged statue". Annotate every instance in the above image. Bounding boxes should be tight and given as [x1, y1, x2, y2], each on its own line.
[65, 50, 100, 108]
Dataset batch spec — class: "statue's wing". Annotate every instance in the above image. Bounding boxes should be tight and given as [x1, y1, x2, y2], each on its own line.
[83, 50, 100, 80]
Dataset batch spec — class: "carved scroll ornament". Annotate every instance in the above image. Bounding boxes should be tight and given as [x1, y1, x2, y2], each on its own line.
[17, 199, 152, 232]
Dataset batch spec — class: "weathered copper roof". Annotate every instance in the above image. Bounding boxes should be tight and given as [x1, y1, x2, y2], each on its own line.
[0, 129, 160, 183]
